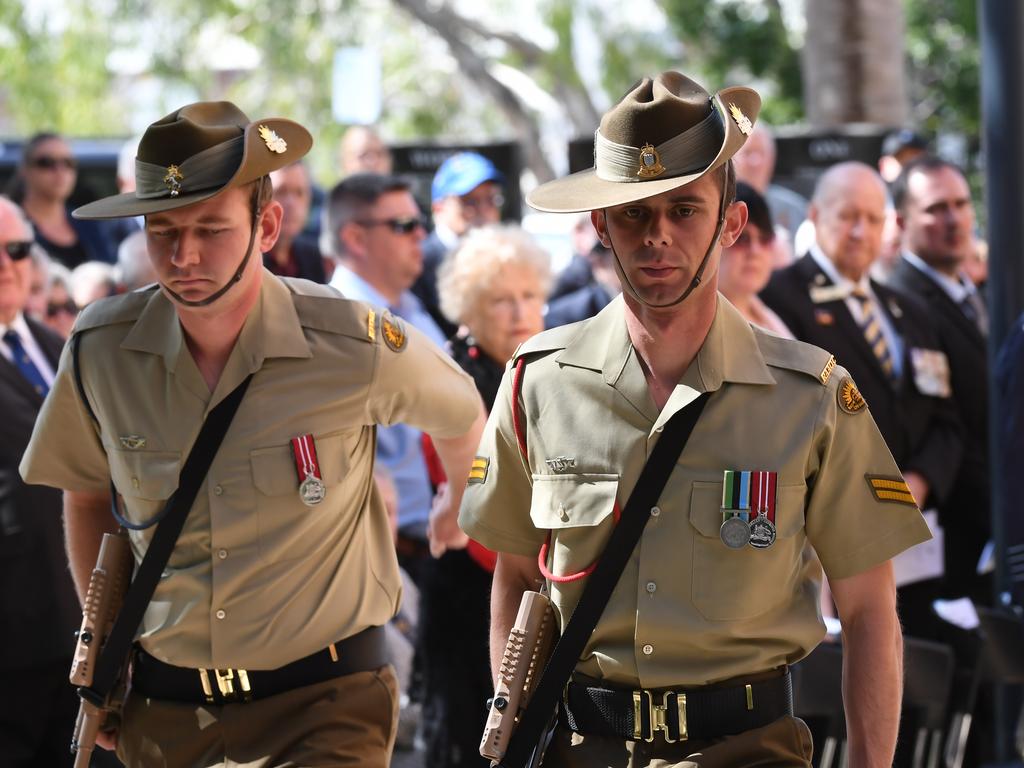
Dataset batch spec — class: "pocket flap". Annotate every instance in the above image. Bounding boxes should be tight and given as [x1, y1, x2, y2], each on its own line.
[109, 449, 180, 501]
[530, 474, 619, 529]
[251, 432, 353, 497]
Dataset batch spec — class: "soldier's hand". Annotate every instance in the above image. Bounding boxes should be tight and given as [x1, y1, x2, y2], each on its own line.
[427, 482, 469, 557]
[96, 728, 118, 750]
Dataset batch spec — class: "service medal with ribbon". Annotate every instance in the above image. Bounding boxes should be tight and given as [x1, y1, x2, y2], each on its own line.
[720, 469, 752, 549]
[748, 470, 777, 549]
[291, 433, 326, 507]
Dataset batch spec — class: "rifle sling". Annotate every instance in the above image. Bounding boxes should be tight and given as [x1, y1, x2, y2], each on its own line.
[499, 391, 710, 768]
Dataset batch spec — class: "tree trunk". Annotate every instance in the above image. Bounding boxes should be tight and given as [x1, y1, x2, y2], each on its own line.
[802, 0, 909, 126]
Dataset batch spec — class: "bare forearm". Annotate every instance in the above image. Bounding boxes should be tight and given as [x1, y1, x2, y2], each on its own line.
[64, 489, 116, 603]
[841, 608, 903, 767]
[490, 553, 542, 676]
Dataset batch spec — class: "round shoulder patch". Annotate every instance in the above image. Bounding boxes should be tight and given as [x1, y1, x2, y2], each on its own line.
[381, 311, 407, 353]
[838, 377, 866, 414]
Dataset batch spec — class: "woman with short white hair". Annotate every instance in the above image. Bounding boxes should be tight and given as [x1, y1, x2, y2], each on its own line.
[422, 224, 551, 767]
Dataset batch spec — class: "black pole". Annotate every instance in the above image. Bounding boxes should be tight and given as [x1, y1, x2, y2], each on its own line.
[980, 0, 1024, 760]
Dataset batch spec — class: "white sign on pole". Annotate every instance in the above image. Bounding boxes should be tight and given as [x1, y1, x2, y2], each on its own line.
[332, 47, 382, 125]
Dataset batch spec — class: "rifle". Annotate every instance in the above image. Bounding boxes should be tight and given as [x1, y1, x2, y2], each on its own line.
[70, 530, 133, 767]
[480, 590, 558, 765]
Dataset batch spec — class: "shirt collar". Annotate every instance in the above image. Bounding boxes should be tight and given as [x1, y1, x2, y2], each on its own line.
[808, 244, 872, 295]
[121, 270, 311, 374]
[556, 293, 776, 391]
[902, 250, 974, 303]
[0, 312, 29, 340]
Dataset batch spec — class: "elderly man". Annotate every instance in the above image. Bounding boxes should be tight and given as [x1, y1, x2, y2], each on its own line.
[20, 102, 483, 768]
[264, 160, 325, 283]
[0, 198, 87, 768]
[887, 156, 990, 609]
[413, 152, 505, 336]
[458, 72, 931, 767]
[761, 162, 962, 639]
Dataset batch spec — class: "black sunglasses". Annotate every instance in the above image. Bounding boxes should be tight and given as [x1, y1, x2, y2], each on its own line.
[2, 241, 33, 261]
[47, 299, 79, 317]
[355, 216, 426, 235]
[29, 155, 77, 171]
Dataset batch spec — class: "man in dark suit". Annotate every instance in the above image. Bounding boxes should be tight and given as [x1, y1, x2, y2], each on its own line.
[0, 198, 90, 767]
[761, 162, 963, 638]
[545, 241, 621, 328]
[264, 161, 326, 283]
[886, 156, 990, 607]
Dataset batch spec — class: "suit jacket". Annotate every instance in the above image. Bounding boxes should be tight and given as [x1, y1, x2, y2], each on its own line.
[412, 231, 458, 338]
[761, 254, 963, 510]
[0, 318, 80, 668]
[545, 283, 613, 329]
[262, 236, 327, 284]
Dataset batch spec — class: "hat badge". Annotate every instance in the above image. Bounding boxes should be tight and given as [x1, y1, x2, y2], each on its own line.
[163, 165, 184, 197]
[728, 103, 753, 136]
[637, 143, 665, 178]
[258, 125, 288, 154]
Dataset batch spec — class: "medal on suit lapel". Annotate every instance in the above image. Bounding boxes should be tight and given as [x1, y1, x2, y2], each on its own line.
[291, 434, 326, 506]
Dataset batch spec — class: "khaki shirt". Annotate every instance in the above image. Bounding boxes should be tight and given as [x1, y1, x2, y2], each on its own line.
[459, 295, 930, 688]
[22, 272, 479, 670]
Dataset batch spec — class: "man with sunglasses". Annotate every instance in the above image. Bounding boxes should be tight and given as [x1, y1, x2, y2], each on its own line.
[325, 173, 467, 560]
[20, 103, 484, 768]
[0, 197, 89, 767]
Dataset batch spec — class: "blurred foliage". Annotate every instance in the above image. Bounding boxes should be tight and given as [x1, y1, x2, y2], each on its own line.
[659, 0, 803, 125]
[904, 0, 979, 138]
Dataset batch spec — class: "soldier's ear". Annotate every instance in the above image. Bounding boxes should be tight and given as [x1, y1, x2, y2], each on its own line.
[591, 210, 611, 248]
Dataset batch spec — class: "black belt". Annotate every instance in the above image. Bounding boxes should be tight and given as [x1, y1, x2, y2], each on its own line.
[131, 625, 389, 704]
[561, 669, 793, 743]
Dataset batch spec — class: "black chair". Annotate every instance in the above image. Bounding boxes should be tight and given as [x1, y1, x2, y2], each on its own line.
[896, 636, 956, 768]
[793, 641, 847, 768]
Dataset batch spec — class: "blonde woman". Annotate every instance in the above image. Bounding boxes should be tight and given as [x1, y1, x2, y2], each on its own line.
[419, 225, 551, 767]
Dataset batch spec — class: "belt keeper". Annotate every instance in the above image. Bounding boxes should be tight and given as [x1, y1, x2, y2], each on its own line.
[329, 643, 339, 662]
[746, 683, 753, 710]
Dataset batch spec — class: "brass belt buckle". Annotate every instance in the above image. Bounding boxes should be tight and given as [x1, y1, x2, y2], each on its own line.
[634, 690, 687, 742]
[199, 668, 252, 702]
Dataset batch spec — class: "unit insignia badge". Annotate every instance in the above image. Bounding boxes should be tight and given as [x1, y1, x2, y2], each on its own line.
[163, 165, 183, 197]
[838, 377, 866, 414]
[258, 125, 288, 154]
[637, 143, 665, 178]
[381, 312, 407, 353]
[728, 103, 753, 136]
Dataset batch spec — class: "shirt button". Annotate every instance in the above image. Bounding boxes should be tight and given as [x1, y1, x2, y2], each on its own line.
[213, 485, 224, 496]
[646, 582, 657, 593]
[642, 644, 654, 655]
[131, 477, 140, 489]
[216, 609, 226, 620]
[650, 506, 661, 517]
[217, 549, 228, 560]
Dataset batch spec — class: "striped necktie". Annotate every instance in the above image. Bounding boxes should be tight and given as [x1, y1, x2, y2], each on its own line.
[3, 329, 50, 397]
[850, 288, 896, 381]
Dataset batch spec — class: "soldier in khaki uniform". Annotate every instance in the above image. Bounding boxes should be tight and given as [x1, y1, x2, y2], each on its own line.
[20, 102, 484, 768]
[457, 72, 931, 767]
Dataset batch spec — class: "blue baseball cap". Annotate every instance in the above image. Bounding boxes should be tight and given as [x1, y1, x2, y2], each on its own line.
[431, 152, 504, 202]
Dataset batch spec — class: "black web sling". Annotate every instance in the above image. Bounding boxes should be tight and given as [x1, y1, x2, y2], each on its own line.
[499, 385, 711, 768]
[71, 333, 253, 707]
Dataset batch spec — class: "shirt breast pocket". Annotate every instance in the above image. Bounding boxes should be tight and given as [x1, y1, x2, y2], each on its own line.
[530, 473, 619, 581]
[108, 449, 180, 527]
[689, 480, 806, 621]
[249, 432, 354, 564]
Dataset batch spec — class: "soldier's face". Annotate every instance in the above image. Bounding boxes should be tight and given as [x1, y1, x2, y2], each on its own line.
[144, 186, 281, 308]
[594, 173, 745, 308]
[899, 167, 974, 272]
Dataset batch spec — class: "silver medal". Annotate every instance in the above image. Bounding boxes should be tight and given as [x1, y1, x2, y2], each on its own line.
[749, 514, 777, 549]
[720, 515, 750, 549]
[299, 474, 326, 506]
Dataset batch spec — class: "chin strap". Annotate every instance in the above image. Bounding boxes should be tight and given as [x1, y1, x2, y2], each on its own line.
[162, 196, 262, 308]
[607, 174, 731, 310]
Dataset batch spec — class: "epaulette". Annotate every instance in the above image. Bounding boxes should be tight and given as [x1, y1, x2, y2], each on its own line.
[72, 285, 158, 334]
[511, 320, 586, 364]
[290, 290, 377, 344]
[755, 329, 838, 386]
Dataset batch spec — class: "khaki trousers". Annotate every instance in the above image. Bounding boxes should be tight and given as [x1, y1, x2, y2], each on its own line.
[115, 665, 398, 768]
[543, 715, 813, 768]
